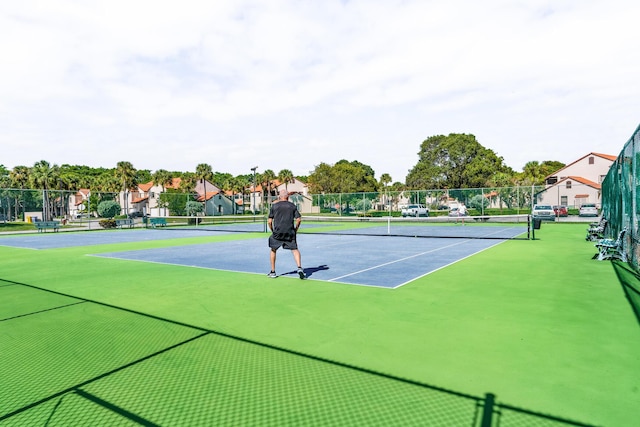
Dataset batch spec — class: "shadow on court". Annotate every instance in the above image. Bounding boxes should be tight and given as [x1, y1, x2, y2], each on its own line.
[281, 264, 330, 279]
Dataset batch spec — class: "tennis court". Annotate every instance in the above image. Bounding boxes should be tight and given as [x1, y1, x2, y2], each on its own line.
[1, 222, 639, 426]
[94, 233, 510, 288]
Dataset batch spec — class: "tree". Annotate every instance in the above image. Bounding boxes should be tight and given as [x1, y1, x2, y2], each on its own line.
[195, 163, 213, 213]
[0, 165, 9, 187]
[152, 169, 173, 216]
[97, 200, 121, 218]
[379, 173, 392, 190]
[220, 176, 244, 214]
[116, 161, 137, 216]
[261, 169, 276, 207]
[278, 169, 294, 191]
[307, 160, 377, 194]
[30, 160, 60, 220]
[10, 166, 30, 189]
[406, 134, 512, 190]
[185, 200, 203, 216]
[179, 172, 199, 195]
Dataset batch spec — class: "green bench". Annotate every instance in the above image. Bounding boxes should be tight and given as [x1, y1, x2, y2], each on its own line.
[595, 228, 627, 262]
[34, 221, 61, 232]
[115, 218, 134, 228]
[148, 217, 167, 228]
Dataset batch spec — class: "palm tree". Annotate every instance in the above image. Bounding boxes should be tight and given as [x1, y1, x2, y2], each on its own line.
[195, 163, 213, 215]
[179, 172, 199, 196]
[116, 161, 137, 216]
[10, 166, 30, 189]
[379, 173, 392, 212]
[221, 176, 245, 215]
[152, 169, 173, 216]
[9, 166, 30, 220]
[262, 169, 276, 208]
[30, 160, 60, 221]
[278, 169, 294, 191]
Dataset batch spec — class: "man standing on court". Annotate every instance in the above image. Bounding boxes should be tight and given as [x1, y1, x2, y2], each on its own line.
[267, 190, 305, 279]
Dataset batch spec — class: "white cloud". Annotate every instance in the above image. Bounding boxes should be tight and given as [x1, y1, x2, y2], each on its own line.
[1, 0, 639, 182]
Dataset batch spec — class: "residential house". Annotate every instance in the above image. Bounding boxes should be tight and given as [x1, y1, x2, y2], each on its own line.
[70, 189, 91, 217]
[126, 178, 238, 217]
[536, 152, 616, 208]
[273, 177, 315, 213]
[248, 177, 315, 214]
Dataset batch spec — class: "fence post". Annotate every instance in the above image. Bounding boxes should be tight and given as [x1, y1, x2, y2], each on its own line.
[480, 393, 495, 427]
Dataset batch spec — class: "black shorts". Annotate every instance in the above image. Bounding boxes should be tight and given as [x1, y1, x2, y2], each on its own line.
[269, 234, 298, 250]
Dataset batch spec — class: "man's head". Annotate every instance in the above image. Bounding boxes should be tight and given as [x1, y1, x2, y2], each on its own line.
[278, 190, 289, 200]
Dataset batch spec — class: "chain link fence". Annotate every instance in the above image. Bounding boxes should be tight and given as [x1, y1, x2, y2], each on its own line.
[1, 180, 606, 222]
[601, 123, 640, 270]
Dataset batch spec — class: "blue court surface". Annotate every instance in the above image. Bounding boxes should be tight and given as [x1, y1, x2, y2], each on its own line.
[0, 229, 228, 250]
[93, 234, 509, 288]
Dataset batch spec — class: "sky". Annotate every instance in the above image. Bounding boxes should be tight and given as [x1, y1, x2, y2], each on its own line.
[1, 0, 639, 183]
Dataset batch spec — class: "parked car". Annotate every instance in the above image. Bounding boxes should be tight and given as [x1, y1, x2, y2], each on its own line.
[532, 204, 556, 221]
[579, 203, 598, 217]
[401, 204, 429, 217]
[128, 211, 145, 218]
[553, 205, 568, 217]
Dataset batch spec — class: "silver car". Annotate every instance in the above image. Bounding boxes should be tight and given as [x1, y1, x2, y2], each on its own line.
[532, 205, 556, 221]
[579, 203, 599, 217]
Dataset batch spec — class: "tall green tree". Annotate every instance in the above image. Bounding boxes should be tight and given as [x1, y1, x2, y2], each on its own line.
[152, 169, 173, 216]
[30, 160, 60, 220]
[379, 173, 392, 190]
[0, 165, 9, 187]
[406, 133, 512, 190]
[307, 160, 377, 194]
[10, 166, 30, 189]
[261, 169, 277, 206]
[179, 172, 199, 195]
[195, 163, 213, 212]
[116, 161, 137, 216]
[278, 169, 294, 191]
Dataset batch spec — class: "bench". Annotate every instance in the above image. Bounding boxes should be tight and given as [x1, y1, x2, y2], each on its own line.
[34, 221, 61, 232]
[595, 228, 627, 261]
[115, 218, 134, 229]
[148, 217, 167, 228]
[586, 218, 607, 241]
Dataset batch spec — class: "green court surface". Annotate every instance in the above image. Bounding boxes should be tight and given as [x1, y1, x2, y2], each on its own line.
[1, 223, 638, 426]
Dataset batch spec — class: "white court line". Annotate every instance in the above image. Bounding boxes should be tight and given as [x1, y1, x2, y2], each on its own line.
[390, 239, 507, 289]
[328, 240, 471, 282]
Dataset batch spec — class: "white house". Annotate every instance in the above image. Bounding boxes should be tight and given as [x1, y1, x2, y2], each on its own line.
[536, 152, 616, 208]
[249, 177, 315, 214]
[126, 178, 234, 216]
[273, 178, 315, 213]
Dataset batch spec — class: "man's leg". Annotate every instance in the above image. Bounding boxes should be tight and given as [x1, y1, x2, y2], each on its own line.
[292, 249, 305, 279]
[270, 248, 277, 272]
[292, 249, 302, 268]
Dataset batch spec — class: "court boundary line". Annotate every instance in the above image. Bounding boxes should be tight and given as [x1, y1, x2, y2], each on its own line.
[328, 240, 471, 282]
[391, 239, 509, 289]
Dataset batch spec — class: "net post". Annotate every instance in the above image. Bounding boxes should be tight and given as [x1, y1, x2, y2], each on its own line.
[529, 214, 534, 240]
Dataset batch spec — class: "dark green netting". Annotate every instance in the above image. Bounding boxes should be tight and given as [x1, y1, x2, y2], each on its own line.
[602, 123, 640, 270]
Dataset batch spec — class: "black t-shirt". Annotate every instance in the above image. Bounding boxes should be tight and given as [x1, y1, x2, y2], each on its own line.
[268, 201, 300, 240]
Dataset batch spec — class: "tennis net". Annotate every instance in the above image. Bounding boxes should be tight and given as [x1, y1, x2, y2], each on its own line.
[145, 215, 267, 233]
[297, 214, 531, 240]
